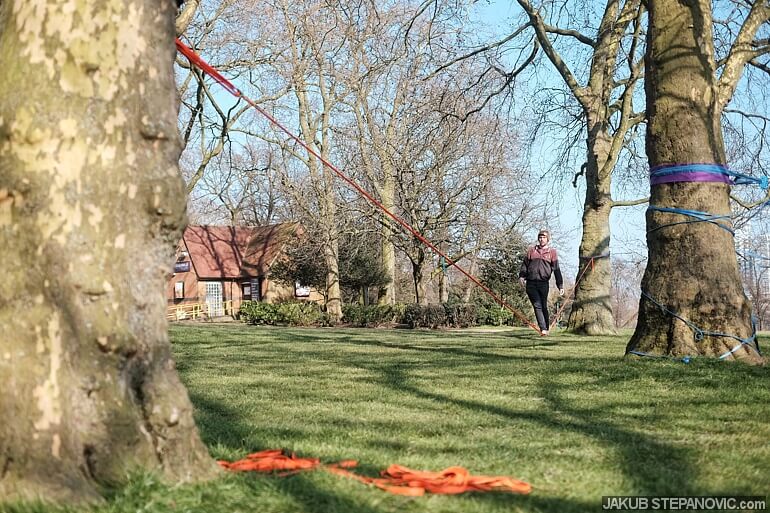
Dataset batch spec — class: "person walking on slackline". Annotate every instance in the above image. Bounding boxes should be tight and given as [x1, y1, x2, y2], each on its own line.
[519, 230, 565, 335]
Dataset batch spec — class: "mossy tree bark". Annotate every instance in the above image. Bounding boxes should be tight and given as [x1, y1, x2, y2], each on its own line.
[0, 0, 219, 505]
[627, 0, 767, 363]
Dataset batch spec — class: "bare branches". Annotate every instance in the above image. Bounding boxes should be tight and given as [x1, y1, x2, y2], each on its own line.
[450, 39, 540, 122]
[542, 22, 596, 47]
[749, 57, 770, 76]
[427, 22, 533, 80]
[731, 190, 770, 210]
[515, 0, 589, 106]
[717, 1, 770, 110]
[602, 2, 646, 178]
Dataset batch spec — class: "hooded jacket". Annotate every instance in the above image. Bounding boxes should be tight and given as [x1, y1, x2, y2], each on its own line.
[519, 245, 563, 289]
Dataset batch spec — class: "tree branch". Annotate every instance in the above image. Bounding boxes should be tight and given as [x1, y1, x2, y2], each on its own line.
[515, 0, 589, 107]
[542, 23, 596, 47]
[175, 0, 200, 36]
[717, 2, 770, 110]
[601, 2, 646, 178]
[611, 197, 649, 207]
[427, 22, 533, 79]
[749, 57, 770, 77]
[731, 191, 770, 210]
[453, 39, 540, 122]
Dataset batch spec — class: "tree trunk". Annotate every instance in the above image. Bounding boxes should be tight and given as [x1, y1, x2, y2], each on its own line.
[438, 269, 449, 304]
[378, 178, 396, 305]
[568, 135, 615, 335]
[627, 0, 762, 363]
[461, 256, 478, 303]
[322, 170, 342, 322]
[411, 251, 428, 305]
[324, 241, 343, 321]
[0, 0, 219, 505]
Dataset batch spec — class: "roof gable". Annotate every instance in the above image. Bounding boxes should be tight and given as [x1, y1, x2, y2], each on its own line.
[242, 223, 300, 276]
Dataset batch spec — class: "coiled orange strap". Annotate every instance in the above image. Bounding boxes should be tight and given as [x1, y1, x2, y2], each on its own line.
[218, 449, 532, 496]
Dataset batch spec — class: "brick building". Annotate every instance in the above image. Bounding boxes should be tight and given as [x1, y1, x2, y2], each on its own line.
[166, 223, 321, 318]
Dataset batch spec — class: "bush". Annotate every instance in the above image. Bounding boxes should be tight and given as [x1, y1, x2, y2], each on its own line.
[476, 305, 516, 326]
[342, 304, 399, 327]
[402, 303, 448, 328]
[276, 301, 322, 326]
[402, 303, 421, 328]
[239, 300, 321, 326]
[241, 299, 524, 329]
[445, 303, 478, 328]
[239, 301, 280, 325]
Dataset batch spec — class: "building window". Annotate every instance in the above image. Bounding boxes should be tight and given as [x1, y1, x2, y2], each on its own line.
[242, 282, 251, 300]
[174, 281, 184, 300]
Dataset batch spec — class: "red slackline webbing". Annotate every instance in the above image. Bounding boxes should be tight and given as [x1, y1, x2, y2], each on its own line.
[175, 38, 540, 332]
[218, 449, 532, 496]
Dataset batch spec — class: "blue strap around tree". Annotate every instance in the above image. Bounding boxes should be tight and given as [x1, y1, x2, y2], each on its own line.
[647, 205, 735, 235]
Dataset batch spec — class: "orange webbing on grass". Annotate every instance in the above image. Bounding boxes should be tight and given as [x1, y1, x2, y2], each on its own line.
[218, 450, 532, 496]
[218, 449, 323, 472]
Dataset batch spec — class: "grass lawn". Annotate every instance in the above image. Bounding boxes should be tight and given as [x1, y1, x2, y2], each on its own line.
[8, 325, 770, 513]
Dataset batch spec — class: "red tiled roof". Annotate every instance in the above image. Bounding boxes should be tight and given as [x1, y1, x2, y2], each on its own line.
[242, 223, 302, 276]
[183, 223, 299, 279]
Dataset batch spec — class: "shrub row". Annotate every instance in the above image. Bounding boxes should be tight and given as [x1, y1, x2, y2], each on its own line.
[239, 300, 323, 326]
[342, 303, 407, 327]
[239, 300, 524, 328]
[403, 303, 517, 328]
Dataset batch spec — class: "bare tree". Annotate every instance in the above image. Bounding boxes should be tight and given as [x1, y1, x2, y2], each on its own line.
[409, 0, 648, 332]
[192, 142, 286, 225]
[176, 0, 285, 195]
[512, 0, 647, 335]
[392, 88, 534, 303]
[341, 3, 423, 305]
[0, 0, 217, 505]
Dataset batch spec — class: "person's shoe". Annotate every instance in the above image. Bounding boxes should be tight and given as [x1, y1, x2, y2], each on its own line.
[540, 329, 549, 336]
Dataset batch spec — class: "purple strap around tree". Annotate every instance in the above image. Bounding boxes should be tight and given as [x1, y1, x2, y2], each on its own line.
[649, 163, 732, 186]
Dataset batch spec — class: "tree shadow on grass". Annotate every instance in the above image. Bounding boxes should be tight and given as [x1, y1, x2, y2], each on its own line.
[188, 392, 301, 452]
[346, 336, 558, 356]
[188, 395, 390, 513]
[238, 472, 387, 513]
[282, 333, 560, 364]
[356, 360, 699, 499]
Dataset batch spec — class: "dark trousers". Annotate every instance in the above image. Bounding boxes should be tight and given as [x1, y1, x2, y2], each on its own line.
[526, 280, 550, 331]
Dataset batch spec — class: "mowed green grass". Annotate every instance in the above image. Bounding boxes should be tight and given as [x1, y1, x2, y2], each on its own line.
[8, 325, 770, 513]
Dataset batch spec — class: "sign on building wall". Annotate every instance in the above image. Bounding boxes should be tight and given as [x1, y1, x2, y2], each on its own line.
[295, 281, 311, 298]
[174, 261, 191, 273]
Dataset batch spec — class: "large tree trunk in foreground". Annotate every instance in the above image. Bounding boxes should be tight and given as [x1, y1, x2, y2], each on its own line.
[0, 0, 219, 505]
[627, 0, 762, 363]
